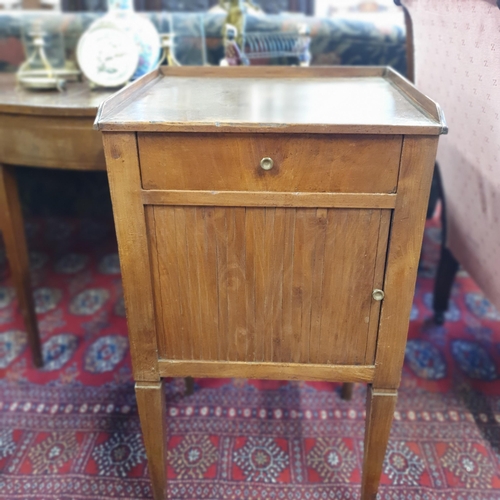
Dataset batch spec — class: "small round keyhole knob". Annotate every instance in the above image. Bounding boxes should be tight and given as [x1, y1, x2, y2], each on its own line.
[372, 289, 385, 301]
[260, 157, 274, 171]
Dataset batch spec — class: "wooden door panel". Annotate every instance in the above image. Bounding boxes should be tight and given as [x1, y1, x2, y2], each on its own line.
[147, 206, 389, 366]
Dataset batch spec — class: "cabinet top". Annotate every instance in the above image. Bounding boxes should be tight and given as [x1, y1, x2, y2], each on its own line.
[95, 66, 447, 135]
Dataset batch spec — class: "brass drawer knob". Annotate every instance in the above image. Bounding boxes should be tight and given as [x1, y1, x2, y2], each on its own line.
[372, 289, 385, 301]
[260, 157, 274, 171]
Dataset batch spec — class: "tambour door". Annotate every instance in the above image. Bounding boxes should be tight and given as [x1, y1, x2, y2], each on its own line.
[146, 205, 390, 366]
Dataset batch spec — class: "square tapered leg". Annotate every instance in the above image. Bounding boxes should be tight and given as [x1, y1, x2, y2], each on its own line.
[136, 381, 167, 500]
[361, 386, 397, 500]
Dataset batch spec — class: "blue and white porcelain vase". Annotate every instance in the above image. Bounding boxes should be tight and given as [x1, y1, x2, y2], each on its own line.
[106, 0, 160, 79]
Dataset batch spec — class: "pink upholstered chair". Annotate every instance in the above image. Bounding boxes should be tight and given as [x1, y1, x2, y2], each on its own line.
[399, 0, 500, 322]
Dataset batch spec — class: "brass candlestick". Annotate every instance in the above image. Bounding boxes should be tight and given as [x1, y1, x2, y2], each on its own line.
[17, 24, 80, 91]
[158, 33, 181, 67]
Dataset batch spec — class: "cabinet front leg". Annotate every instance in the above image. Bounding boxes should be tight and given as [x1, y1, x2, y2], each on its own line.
[361, 386, 397, 500]
[136, 381, 167, 500]
[0, 164, 42, 367]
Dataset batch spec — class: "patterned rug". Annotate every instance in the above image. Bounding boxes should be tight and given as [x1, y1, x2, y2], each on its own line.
[0, 215, 499, 499]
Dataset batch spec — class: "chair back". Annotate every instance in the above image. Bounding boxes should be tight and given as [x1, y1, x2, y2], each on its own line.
[402, 0, 500, 308]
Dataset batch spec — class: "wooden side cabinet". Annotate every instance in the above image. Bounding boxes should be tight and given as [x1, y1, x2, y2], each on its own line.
[95, 66, 446, 500]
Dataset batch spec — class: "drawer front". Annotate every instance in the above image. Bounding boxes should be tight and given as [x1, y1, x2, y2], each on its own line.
[138, 133, 402, 193]
[147, 205, 390, 366]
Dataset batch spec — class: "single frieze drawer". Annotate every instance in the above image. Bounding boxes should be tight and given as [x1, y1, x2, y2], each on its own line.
[138, 132, 402, 193]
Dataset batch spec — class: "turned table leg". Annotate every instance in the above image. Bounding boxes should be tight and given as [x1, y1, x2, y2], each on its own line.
[0, 164, 42, 368]
[361, 386, 397, 500]
[136, 381, 167, 500]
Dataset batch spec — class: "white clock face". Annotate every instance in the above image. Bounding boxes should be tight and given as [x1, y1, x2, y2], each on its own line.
[77, 26, 139, 88]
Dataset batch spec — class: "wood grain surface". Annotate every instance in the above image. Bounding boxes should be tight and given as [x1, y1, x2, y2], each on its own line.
[139, 133, 402, 193]
[361, 387, 398, 499]
[142, 190, 397, 209]
[158, 359, 375, 383]
[374, 136, 439, 389]
[0, 74, 109, 170]
[0, 114, 106, 170]
[135, 382, 167, 500]
[148, 206, 389, 366]
[103, 133, 160, 381]
[96, 66, 445, 135]
[0, 75, 112, 369]
[0, 73, 111, 117]
[98, 68, 445, 500]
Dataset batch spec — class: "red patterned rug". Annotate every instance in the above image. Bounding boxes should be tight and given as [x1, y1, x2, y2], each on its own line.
[0, 215, 500, 499]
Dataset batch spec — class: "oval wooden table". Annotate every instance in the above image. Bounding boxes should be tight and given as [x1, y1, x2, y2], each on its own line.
[0, 74, 112, 367]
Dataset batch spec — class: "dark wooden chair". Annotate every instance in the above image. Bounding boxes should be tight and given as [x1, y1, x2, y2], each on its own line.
[397, 0, 500, 323]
